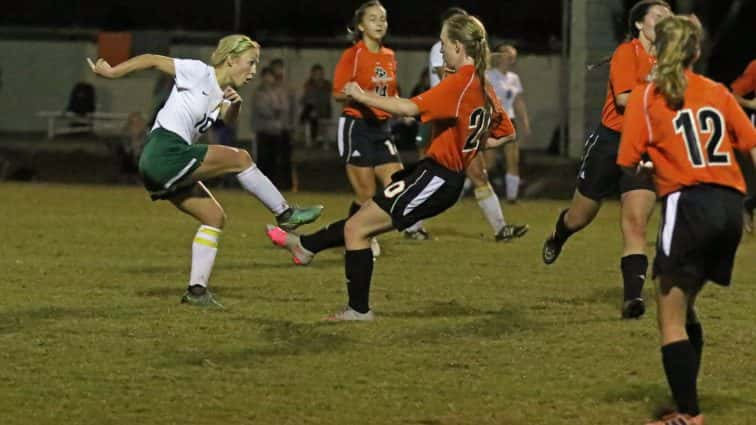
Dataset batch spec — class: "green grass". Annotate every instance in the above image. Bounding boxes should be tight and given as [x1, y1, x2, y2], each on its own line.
[1, 182, 755, 425]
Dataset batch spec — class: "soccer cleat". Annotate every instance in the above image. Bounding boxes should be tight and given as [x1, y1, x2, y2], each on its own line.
[495, 224, 529, 242]
[403, 228, 431, 241]
[645, 413, 704, 425]
[276, 205, 324, 231]
[265, 224, 314, 265]
[622, 297, 646, 319]
[370, 237, 381, 258]
[542, 233, 564, 264]
[180, 287, 224, 308]
[324, 306, 375, 322]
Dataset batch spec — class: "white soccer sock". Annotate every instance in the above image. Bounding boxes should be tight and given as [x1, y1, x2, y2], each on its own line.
[190, 225, 222, 288]
[475, 183, 506, 234]
[505, 173, 520, 201]
[236, 164, 289, 216]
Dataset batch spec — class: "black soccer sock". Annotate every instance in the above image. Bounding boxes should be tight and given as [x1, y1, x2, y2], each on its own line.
[621, 254, 648, 301]
[345, 248, 374, 313]
[553, 209, 576, 243]
[300, 219, 347, 254]
[686, 322, 704, 377]
[348, 201, 362, 218]
[662, 340, 701, 417]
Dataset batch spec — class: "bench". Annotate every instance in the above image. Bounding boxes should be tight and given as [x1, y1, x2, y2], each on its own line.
[37, 111, 130, 139]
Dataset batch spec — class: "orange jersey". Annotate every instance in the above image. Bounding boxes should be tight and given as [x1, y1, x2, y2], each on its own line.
[618, 71, 756, 197]
[333, 40, 398, 121]
[731, 59, 756, 96]
[411, 64, 514, 172]
[601, 38, 655, 132]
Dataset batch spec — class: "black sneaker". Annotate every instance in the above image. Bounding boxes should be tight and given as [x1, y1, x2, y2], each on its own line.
[542, 233, 564, 264]
[495, 224, 529, 242]
[621, 297, 645, 319]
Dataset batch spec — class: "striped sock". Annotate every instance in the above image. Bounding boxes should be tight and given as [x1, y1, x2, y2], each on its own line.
[190, 225, 222, 288]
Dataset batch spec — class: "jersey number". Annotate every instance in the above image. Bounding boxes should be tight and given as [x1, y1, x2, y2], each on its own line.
[463, 107, 491, 152]
[673, 107, 730, 168]
[194, 113, 215, 134]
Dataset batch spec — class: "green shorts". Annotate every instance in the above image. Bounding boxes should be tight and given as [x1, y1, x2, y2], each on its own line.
[138, 128, 208, 200]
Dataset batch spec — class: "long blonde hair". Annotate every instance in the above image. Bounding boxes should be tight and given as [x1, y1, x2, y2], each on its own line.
[653, 16, 702, 109]
[443, 14, 492, 112]
[210, 34, 260, 66]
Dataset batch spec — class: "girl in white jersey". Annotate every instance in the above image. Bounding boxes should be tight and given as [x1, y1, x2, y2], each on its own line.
[486, 44, 531, 203]
[88, 34, 323, 307]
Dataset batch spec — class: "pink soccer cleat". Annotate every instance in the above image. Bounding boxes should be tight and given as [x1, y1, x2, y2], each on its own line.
[265, 225, 314, 265]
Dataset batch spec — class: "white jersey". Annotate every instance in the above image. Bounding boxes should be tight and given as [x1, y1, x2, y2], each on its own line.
[485, 68, 523, 119]
[428, 41, 443, 88]
[152, 59, 226, 144]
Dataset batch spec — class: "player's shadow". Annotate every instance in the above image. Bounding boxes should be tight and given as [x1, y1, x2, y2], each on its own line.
[0, 306, 110, 334]
[137, 284, 246, 298]
[386, 301, 535, 342]
[163, 319, 352, 366]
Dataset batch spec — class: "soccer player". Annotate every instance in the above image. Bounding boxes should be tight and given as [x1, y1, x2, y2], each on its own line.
[486, 44, 532, 204]
[333, 0, 428, 253]
[88, 35, 323, 307]
[414, 6, 527, 242]
[266, 14, 516, 320]
[618, 15, 756, 425]
[730, 59, 756, 230]
[542, 0, 672, 319]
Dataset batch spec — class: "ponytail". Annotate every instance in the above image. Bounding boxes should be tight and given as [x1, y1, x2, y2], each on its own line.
[444, 15, 493, 112]
[653, 16, 701, 109]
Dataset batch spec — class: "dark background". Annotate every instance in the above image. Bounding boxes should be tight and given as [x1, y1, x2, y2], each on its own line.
[2, 0, 754, 81]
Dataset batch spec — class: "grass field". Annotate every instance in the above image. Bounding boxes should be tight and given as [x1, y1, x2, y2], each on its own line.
[2, 182, 755, 425]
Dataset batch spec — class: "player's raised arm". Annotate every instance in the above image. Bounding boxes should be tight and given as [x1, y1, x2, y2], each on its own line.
[87, 54, 175, 79]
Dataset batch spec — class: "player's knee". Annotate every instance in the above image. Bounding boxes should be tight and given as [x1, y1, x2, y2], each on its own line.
[236, 149, 253, 171]
[344, 215, 368, 241]
[204, 206, 227, 229]
[621, 212, 647, 238]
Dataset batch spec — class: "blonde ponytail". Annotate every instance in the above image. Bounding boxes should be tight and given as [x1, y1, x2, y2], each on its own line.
[210, 34, 260, 66]
[444, 15, 492, 112]
[653, 16, 701, 109]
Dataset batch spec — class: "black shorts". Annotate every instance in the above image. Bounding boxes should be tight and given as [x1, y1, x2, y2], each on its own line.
[373, 158, 465, 231]
[654, 184, 744, 287]
[337, 115, 400, 167]
[576, 124, 655, 200]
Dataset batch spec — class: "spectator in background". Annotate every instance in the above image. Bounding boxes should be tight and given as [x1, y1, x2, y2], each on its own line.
[113, 112, 147, 182]
[66, 81, 96, 132]
[252, 66, 293, 190]
[301, 64, 333, 146]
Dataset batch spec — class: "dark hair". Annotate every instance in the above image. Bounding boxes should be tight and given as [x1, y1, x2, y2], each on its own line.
[311, 64, 324, 72]
[440, 7, 468, 24]
[627, 0, 671, 39]
[270, 58, 284, 67]
[260, 66, 274, 77]
[347, 0, 385, 44]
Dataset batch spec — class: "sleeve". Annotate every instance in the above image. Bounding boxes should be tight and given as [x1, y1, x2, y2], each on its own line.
[173, 59, 208, 90]
[617, 85, 650, 167]
[730, 60, 756, 96]
[410, 75, 461, 122]
[512, 73, 524, 96]
[332, 48, 355, 95]
[609, 43, 638, 96]
[724, 88, 756, 152]
[488, 87, 515, 139]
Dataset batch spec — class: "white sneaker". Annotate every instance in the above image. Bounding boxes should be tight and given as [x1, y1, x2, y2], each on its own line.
[370, 237, 381, 258]
[324, 306, 375, 322]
